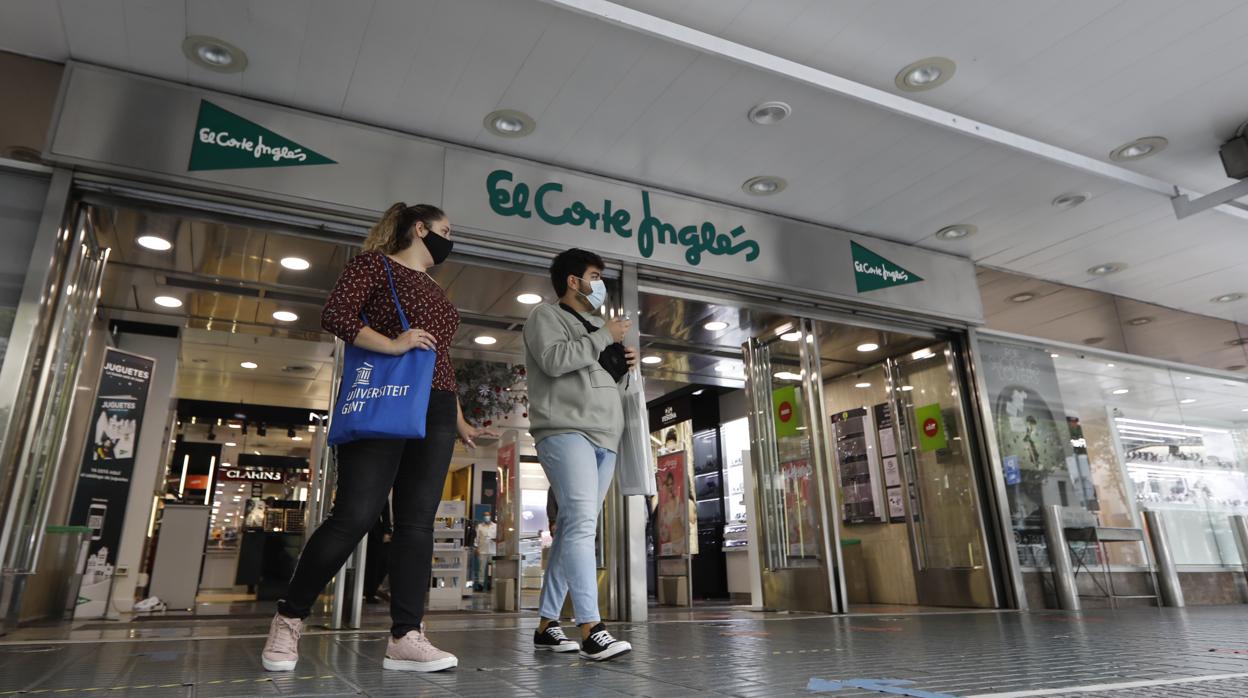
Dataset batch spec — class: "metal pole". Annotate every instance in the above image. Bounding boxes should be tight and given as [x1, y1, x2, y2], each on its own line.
[1042, 505, 1080, 611]
[349, 538, 367, 629]
[330, 556, 347, 629]
[1143, 510, 1184, 607]
[1228, 515, 1248, 589]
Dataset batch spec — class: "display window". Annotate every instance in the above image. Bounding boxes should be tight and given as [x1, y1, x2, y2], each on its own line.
[980, 337, 1248, 568]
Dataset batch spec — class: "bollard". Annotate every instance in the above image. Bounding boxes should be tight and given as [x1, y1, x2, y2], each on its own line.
[1230, 515, 1248, 586]
[1143, 510, 1184, 607]
[1042, 505, 1080, 611]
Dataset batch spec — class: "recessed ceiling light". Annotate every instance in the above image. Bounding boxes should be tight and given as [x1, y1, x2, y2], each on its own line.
[854, 382, 871, 389]
[1229, 365, 1247, 371]
[1127, 317, 1153, 326]
[516, 293, 542, 305]
[1110, 136, 1167, 162]
[857, 343, 879, 352]
[224, 442, 236, 447]
[1084, 337, 1105, 345]
[1180, 398, 1197, 404]
[774, 371, 803, 381]
[895, 57, 956, 92]
[484, 109, 536, 138]
[704, 321, 729, 331]
[272, 310, 299, 322]
[692, 389, 704, 396]
[1212, 293, 1244, 304]
[641, 355, 663, 365]
[935, 224, 977, 241]
[781, 331, 803, 342]
[291, 435, 303, 441]
[742, 176, 787, 196]
[900, 385, 915, 392]
[1088, 263, 1125, 276]
[182, 35, 248, 73]
[1009, 293, 1036, 303]
[912, 348, 936, 360]
[154, 295, 183, 308]
[1112, 388, 1130, 395]
[280, 256, 310, 271]
[1051, 353, 1061, 359]
[1106, 363, 1115, 368]
[1228, 338, 1248, 347]
[1051, 193, 1089, 209]
[240, 361, 258, 369]
[137, 235, 172, 251]
[474, 335, 498, 345]
[747, 101, 792, 125]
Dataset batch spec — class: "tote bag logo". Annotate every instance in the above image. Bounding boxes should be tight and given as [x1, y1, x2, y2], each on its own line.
[354, 362, 374, 387]
[189, 100, 336, 171]
[851, 241, 923, 293]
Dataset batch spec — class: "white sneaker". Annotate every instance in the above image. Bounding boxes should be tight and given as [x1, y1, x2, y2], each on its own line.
[579, 623, 631, 661]
[384, 628, 458, 672]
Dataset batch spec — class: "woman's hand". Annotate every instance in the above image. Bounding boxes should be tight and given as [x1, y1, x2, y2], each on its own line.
[390, 328, 437, 355]
[458, 418, 500, 449]
[623, 346, 638, 369]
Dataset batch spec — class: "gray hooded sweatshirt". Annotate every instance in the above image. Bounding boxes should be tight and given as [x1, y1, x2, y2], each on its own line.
[522, 303, 624, 452]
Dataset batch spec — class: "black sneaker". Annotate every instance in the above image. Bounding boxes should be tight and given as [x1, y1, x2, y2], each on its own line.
[578, 623, 631, 661]
[533, 621, 579, 653]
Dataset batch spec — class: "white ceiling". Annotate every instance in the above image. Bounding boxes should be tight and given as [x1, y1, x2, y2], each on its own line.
[4, 0, 1248, 323]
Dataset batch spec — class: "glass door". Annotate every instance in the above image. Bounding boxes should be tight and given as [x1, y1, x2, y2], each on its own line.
[742, 318, 843, 613]
[889, 343, 997, 607]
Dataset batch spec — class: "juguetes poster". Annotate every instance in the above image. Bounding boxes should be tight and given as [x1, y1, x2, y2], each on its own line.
[781, 459, 818, 557]
[655, 452, 688, 556]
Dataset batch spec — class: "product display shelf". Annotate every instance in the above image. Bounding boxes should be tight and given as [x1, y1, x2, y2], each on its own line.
[429, 500, 468, 611]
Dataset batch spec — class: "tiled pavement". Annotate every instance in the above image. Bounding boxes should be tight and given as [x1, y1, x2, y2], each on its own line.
[2, 605, 1248, 696]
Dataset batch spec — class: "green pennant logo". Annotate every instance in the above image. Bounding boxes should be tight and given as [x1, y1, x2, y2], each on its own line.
[189, 100, 336, 171]
[851, 241, 923, 293]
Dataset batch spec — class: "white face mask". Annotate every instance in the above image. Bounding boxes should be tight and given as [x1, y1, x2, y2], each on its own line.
[577, 277, 608, 310]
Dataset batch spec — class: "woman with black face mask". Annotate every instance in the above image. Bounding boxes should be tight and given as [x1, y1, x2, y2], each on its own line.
[262, 203, 493, 674]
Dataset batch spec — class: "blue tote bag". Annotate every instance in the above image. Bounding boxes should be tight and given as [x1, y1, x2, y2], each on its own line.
[328, 257, 436, 446]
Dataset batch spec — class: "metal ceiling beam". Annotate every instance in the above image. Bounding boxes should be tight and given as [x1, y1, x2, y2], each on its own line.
[538, 0, 1248, 222]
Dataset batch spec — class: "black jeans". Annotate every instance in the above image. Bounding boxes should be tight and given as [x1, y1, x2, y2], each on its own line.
[278, 391, 457, 637]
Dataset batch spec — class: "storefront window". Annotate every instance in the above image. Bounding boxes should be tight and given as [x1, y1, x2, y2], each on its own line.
[980, 337, 1248, 568]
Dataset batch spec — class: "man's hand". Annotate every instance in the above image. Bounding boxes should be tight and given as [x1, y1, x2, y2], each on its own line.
[606, 317, 631, 343]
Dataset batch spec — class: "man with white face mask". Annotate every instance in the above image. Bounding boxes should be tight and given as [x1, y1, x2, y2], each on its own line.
[522, 248, 637, 661]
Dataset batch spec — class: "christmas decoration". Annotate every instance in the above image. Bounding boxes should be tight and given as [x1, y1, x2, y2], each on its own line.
[455, 360, 527, 426]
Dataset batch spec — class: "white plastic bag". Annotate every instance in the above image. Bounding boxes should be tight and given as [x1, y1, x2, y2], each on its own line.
[616, 370, 656, 496]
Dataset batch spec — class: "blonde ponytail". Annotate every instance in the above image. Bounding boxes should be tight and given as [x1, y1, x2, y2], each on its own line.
[363, 202, 447, 255]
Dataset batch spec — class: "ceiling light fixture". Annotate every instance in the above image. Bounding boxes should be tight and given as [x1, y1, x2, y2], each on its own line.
[692, 389, 704, 396]
[473, 335, 497, 345]
[1110, 136, 1167, 162]
[1051, 193, 1089, 209]
[292, 435, 303, 441]
[1088, 263, 1125, 276]
[1212, 293, 1244, 304]
[280, 256, 310, 271]
[224, 441, 236, 447]
[774, 371, 803, 381]
[912, 348, 936, 360]
[857, 343, 879, 353]
[1112, 388, 1130, 395]
[1180, 398, 1197, 405]
[484, 109, 536, 138]
[1009, 293, 1036, 303]
[935, 224, 977, 241]
[272, 310, 299, 322]
[182, 35, 248, 73]
[240, 361, 258, 370]
[742, 176, 787, 196]
[641, 355, 663, 365]
[895, 57, 956, 92]
[1051, 353, 1061, 359]
[516, 293, 542, 305]
[747, 101, 792, 125]
[1127, 317, 1153, 326]
[154, 295, 183, 308]
[900, 385, 915, 392]
[1084, 337, 1106, 345]
[704, 321, 729, 331]
[855, 382, 872, 389]
[137, 235, 172, 251]
[781, 331, 803, 342]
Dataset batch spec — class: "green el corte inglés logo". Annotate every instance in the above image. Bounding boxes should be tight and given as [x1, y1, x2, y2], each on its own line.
[486, 169, 760, 267]
[189, 100, 336, 171]
[851, 241, 923, 293]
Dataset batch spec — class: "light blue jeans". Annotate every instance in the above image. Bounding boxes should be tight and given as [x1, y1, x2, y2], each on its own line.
[537, 432, 617, 625]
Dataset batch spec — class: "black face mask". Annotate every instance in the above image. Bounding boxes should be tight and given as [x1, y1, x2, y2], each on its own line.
[421, 230, 454, 265]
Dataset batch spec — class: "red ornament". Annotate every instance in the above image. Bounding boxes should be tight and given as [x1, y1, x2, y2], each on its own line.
[522, 412, 528, 418]
[484, 420, 493, 427]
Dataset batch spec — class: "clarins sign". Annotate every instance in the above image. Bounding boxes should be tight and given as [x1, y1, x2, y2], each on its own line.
[220, 468, 284, 482]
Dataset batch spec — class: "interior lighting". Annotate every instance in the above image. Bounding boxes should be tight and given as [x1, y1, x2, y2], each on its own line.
[516, 293, 542, 305]
[272, 310, 298, 322]
[857, 343, 879, 353]
[280, 256, 310, 271]
[774, 371, 803, 381]
[1110, 136, 1167, 162]
[182, 35, 248, 73]
[781, 331, 803, 342]
[742, 176, 786, 196]
[137, 235, 172, 251]
[747, 101, 792, 125]
[154, 295, 183, 308]
[895, 57, 956, 91]
[240, 361, 258, 369]
[1088, 263, 1125, 276]
[1051, 193, 1089, 209]
[641, 355, 663, 365]
[704, 321, 729, 331]
[855, 382, 872, 389]
[935, 224, 976, 241]
[1009, 293, 1035, 303]
[484, 109, 536, 137]
[1212, 293, 1244, 303]
[474, 335, 497, 345]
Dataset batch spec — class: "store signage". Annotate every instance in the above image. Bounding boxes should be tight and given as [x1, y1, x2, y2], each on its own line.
[220, 468, 285, 482]
[189, 100, 336, 171]
[655, 451, 689, 557]
[852, 242, 923, 293]
[915, 403, 948, 452]
[69, 348, 156, 619]
[487, 169, 760, 268]
[772, 386, 801, 438]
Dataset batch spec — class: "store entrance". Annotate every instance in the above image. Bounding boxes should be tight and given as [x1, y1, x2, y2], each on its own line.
[746, 318, 1000, 612]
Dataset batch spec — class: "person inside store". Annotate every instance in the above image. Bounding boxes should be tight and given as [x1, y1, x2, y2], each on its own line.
[524, 248, 636, 661]
[474, 510, 497, 592]
[261, 203, 494, 674]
